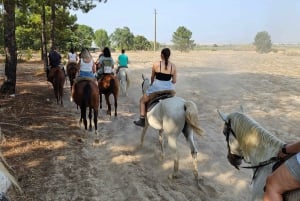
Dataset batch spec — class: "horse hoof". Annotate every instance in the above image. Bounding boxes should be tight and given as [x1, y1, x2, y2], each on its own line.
[168, 173, 178, 179]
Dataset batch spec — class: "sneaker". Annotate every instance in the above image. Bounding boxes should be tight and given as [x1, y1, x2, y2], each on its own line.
[134, 118, 145, 127]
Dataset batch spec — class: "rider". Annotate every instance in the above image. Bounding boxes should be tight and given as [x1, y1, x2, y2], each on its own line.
[116, 49, 129, 73]
[47, 46, 66, 82]
[263, 141, 300, 201]
[133, 48, 177, 127]
[95, 47, 114, 80]
[70, 48, 97, 102]
[67, 47, 78, 65]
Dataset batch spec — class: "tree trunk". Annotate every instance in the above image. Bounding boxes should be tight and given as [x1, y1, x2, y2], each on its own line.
[0, 0, 17, 95]
[41, 2, 48, 73]
[50, 2, 56, 48]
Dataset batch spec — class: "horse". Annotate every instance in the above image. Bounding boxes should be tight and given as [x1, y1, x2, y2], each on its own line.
[218, 108, 300, 201]
[117, 68, 130, 96]
[98, 74, 119, 116]
[0, 151, 22, 197]
[66, 62, 78, 91]
[73, 78, 99, 132]
[138, 74, 204, 180]
[47, 67, 65, 106]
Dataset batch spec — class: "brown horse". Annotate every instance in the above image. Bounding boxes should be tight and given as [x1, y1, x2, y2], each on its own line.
[73, 79, 99, 132]
[47, 67, 65, 106]
[66, 62, 78, 91]
[98, 74, 119, 116]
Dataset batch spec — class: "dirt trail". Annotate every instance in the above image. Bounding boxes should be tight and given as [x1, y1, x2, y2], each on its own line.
[1, 50, 300, 201]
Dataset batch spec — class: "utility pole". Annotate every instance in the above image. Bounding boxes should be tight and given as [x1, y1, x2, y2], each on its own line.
[154, 9, 157, 52]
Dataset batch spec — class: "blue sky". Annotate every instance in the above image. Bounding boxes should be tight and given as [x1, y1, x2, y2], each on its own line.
[71, 0, 300, 44]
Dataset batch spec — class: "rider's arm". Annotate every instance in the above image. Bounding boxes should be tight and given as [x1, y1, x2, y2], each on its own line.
[150, 64, 156, 85]
[171, 65, 177, 84]
[92, 60, 96, 73]
[285, 141, 300, 154]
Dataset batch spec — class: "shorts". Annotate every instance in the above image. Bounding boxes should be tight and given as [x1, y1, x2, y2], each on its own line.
[285, 152, 300, 182]
[146, 79, 175, 96]
[79, 70, 95, 78]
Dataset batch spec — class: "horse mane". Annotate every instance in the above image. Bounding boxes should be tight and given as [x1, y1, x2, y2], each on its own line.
[229, 112, 284, 163]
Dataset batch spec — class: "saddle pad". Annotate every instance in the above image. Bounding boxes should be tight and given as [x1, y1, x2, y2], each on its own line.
[146, 91, 175, 112]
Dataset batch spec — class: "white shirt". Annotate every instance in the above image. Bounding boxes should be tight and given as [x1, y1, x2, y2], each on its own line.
[68, 52, 77, 62]
[80, 58, 93, 72]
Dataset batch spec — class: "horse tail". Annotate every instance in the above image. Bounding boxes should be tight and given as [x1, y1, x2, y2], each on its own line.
[126, 70, 130, 89]
[0, 152, 22, 192]
[184, 100, 204, 136]
[82, 82, 91, 108]
[110, 77, 115, 91]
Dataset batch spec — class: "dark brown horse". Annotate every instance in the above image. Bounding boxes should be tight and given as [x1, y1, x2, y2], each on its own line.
[73, 79, 99, 132]
[98, 74, 119, 116]
[66, 62, 78, 91]
[47, 67, 65, 106]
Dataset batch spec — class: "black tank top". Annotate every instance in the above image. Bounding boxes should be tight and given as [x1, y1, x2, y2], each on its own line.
[155, 62, 172, 81]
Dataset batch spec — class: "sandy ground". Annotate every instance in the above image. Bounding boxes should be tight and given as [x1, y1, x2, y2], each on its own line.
[0, 50, 300, 201]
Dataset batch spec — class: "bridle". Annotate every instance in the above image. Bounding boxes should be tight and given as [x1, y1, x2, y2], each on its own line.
[223, 120, 244, 161]
[223, 120, 281, 182]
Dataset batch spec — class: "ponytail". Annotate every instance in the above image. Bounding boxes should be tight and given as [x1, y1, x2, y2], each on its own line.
[161, 48, 171, 70]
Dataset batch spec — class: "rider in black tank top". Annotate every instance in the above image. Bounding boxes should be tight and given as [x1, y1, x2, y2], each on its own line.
[155, 62, 172, 81]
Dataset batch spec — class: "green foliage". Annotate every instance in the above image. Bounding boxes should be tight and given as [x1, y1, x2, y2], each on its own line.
[110, 27, 134, 50]
[253, 31, 272, 53]
[73, 24, 94, 49]
[94, 29, 109, 48]
[172, 26, 195, 52]
[133, 35, 151, 50]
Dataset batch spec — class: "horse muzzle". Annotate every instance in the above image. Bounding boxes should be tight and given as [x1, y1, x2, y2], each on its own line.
[227, 152, 243, 170]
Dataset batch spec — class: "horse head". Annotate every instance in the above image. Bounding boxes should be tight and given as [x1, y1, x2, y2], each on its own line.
[141, 74, 150, 94]
[218, 109, 244, 170]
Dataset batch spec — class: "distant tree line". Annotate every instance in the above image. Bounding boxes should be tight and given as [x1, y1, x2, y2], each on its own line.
[0, 0, 272, 94]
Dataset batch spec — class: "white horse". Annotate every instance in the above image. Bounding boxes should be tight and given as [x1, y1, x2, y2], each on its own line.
[0, 151, 22, 199]
[218, 108, 300, 201]
[138, 74, 204, 180]
[117, 68, 130, 96]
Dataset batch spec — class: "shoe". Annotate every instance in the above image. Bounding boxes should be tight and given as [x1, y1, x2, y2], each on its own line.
[134, 118, 145, 127]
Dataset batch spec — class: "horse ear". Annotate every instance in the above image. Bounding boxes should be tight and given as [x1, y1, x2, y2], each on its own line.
[217, 109, 228, 123]
[239, 105, 244, 113]
[142, 74, 145, 80]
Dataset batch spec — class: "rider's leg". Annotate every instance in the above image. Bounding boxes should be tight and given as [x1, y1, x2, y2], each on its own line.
[263, 155, 300, 201]
[134, 94, 149, 127]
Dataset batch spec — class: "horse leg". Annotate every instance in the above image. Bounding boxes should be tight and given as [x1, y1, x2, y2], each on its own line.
[100, 94, 102, 109]
[105, 94, 111, 116]
[140, 124, 149, 147]
[81, 106, 87, 130]
[88, 107, 92, 131]
[93, 109, 98, 132]
[167, 135, 179, 179]
[113, 93, 117, 116]
[158, 129, 165, 160]
[183, 124, 199, 180]
[60, 80, 64, 106]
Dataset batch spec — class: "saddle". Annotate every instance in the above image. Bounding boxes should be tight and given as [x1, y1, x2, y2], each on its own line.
[73, 76, 97, 84]
[146, 90, 176, 112]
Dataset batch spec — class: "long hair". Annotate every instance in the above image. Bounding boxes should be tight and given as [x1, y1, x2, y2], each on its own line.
[80, 48, 91, 60]
[103, 47, 111, 57]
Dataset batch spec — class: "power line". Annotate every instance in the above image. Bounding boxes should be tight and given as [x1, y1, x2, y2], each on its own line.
[154, 9, 157, 52]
